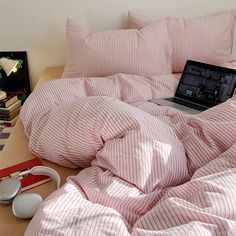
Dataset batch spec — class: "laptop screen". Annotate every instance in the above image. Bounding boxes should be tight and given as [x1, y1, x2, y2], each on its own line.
[175, 60, 236, 107]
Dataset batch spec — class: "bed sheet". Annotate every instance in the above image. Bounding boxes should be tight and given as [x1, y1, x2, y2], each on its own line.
[20, 72, 236, 235]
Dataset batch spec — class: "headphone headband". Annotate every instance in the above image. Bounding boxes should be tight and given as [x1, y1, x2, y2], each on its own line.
[19, 166, 60, 189]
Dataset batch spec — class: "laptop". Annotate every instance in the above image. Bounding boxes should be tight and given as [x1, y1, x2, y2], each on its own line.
[149, 60, 236, 114]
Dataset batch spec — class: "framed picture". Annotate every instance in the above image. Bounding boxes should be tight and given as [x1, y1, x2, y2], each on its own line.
[0, 51, 31, 103]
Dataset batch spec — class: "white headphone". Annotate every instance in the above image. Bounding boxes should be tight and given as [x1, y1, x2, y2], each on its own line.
[0, 166, 60, 219]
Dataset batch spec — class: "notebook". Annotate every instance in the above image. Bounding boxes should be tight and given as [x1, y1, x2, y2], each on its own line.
[149, 60, 236, 114]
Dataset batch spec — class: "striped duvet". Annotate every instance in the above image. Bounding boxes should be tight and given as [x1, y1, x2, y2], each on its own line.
[20, 73, 236, 235]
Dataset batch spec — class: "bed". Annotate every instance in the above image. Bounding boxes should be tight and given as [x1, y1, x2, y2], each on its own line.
[1, 8, 236, 236]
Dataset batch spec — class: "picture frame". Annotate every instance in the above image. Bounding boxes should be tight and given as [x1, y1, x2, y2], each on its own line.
[0, 51, 31, 104]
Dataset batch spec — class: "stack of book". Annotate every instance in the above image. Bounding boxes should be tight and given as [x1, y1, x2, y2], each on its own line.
[0, 95, 21, 126]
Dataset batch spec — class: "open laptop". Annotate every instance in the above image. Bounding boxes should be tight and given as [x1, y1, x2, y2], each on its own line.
[149, 60, 236, 114]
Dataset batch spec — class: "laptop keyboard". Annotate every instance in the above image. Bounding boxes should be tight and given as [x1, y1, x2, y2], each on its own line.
[165, 97, 207, 111]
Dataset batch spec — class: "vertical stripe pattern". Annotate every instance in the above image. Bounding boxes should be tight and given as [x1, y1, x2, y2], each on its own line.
[62, 18, 172, 78]
[128, 10, 236, 72]
[22, 73, 236, 235]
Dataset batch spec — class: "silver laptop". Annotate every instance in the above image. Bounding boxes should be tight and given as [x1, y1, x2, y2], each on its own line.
[149, 60, 236, 114]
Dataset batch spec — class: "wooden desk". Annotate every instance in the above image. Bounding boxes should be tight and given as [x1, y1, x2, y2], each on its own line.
[0, 66, 79, 236]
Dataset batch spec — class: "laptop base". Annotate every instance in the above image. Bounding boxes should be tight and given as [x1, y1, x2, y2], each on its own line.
[149, 98, 202, 115]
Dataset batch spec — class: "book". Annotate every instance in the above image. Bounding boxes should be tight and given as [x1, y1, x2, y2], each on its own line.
[0, 108, 20, 120]
[0, 100, 21, 113]
[0, 158, 51, 191]
[0, 115, 19, 127]
[0, 95, 18, 108]
[0, 105, 21, 117]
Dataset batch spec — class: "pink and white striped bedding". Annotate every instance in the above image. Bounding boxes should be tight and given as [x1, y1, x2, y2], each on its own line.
[21, 73, 236, 235]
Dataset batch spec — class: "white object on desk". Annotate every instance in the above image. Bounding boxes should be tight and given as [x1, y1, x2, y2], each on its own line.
[0, 165, 61, 219]
[12, 193, 43, 219]
[0, 91, 7, 100]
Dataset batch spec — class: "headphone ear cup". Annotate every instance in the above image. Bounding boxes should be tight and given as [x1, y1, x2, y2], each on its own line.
[0, 178, 21, 204]
[12, 193, 43, 219]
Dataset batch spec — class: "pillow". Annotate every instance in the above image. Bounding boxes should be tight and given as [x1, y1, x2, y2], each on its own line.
[62, 18, 172, 78]
[128, 11, 236, 73]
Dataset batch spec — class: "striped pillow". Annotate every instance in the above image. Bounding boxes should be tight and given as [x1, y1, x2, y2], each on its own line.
[128, 10, 236, 73]
[62, 18, 172, 78]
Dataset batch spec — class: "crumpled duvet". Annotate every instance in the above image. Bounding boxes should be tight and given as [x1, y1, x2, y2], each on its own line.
[21, 73, 236, 235]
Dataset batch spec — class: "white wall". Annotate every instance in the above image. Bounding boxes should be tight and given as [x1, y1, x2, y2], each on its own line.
[1, 0, 236, 88]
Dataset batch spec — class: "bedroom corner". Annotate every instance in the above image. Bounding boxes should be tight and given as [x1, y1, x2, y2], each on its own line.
[1, 1, 236, 236]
